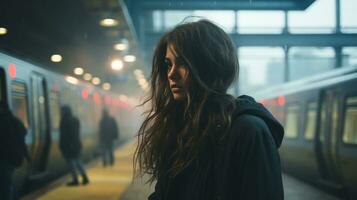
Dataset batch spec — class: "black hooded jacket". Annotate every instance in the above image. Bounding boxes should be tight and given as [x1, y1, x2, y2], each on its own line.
[149, 95, 284, 200]
[214, 95, 284, 200]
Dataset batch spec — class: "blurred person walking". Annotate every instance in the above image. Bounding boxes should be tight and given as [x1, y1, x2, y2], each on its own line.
[59, 105, 89, 186]
[99, 109, 119, 167]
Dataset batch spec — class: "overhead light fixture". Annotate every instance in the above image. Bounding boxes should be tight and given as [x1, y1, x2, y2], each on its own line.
[0, 27, 7, 35]
[65, 76, 78, 85]
[102, 83, 111, 91]
[111, 59, 124, 71]
[51, 54, 62, 62]
[138, 78, 147, 86]
[114, 43, 128, 51]
[74, 67, 84, 75]
[134, 69, 143, 76]
[92, 77, 101, 85]
[100, 18, 118, 27]
[135, 73, 144, 79]
[124, 55, 136, 63]
[83, 73, 92, 81]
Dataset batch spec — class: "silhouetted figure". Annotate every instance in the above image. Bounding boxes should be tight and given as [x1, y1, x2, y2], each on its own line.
[99, 109, 119, 167]
[59, 105, 89, 186]
[0, 102, 28, 200]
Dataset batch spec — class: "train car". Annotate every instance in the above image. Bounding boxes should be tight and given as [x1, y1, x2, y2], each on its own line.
[0, 51, 141, 195]
[252, 66, 357, 200]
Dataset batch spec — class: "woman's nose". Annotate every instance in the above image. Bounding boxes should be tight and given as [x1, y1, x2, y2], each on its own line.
[168, 66, 178, 79]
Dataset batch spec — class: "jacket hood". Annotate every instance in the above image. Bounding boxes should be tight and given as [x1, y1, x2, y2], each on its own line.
[233, 95, 284, 148]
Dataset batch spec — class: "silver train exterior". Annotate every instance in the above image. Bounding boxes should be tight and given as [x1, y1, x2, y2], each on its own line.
[253, 66, 357, 200]
[0, 52, 142, 194]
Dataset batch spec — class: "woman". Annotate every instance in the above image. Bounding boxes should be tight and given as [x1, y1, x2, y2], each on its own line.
[135, 19, 284, 200]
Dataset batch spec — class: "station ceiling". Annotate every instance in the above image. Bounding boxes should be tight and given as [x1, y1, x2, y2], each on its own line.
[0, 0, 316, 93]
[0, 0, 142, 94]
[124, 0, 315, 10]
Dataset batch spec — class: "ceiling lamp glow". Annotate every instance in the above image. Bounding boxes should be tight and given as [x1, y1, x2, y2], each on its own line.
[74, 67, 84, 75]
[92, 77, 101, 85]
[134, 69, 143, 76]
[124, 55, 136, 62]
[114, 43, 128, 51]
[100, 18, 118, 27]
[0, 27, 7, 35]
[111, 59, 124, 71]
[65, 76, 78, 85]
[138, 78, 147, 86]
[51, 54, 62, 62]
[135, 73, 144, 79]
[102, 83, 111, 91]
[83, 73, 92, 81]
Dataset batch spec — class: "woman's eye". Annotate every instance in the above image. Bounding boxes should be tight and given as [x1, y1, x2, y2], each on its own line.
[165, 59, 172, 71]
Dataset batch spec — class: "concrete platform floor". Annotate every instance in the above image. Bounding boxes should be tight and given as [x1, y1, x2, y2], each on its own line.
[119, 174, 341, 200]
[24, 141, 342, 200]
[23, 141, 135, 200]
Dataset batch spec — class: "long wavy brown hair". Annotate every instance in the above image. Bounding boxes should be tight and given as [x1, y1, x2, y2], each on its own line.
[134, 19, 239, 182]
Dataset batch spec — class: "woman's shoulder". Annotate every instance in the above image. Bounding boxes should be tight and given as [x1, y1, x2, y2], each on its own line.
[232, 114, 268, 133]
[227, 114, 273, 146]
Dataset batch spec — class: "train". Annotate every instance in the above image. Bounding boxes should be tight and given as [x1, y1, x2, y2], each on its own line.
[0, 51, 142, 195]
[252, 65, 357, 199]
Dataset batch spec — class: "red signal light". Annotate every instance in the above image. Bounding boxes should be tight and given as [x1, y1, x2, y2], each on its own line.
[278, 96, 285, 106]
[8, 64, 16, 78]
[81, 89, 89, 99]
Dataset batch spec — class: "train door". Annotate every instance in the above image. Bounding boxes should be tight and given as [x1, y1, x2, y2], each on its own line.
[29, 73, 51, 178]
[315, 90, 343, 191]
[339, 89, 357, 199]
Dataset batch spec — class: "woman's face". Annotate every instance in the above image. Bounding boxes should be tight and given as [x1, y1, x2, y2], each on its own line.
[165, 44, 189, 101]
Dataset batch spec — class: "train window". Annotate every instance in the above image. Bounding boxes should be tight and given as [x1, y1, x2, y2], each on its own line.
[342, 47, 357, 67]
[288, 0, 336, 34]
[304, 102, 317, 140]
[285, 104, 300, 139]
[343, 97, 357, 144]
[341, 0, 357, 33]
[49, 91, 60, 130]
[11, 82, 30, 129]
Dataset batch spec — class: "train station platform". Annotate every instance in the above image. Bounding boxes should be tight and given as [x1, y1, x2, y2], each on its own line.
[23, 141, 341, 200]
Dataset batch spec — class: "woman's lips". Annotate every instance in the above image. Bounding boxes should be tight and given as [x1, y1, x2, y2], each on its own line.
[171, 86, 183, 92]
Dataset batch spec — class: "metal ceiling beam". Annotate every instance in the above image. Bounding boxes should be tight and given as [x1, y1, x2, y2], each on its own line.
[144, 32, 357, 47]
[232, 33, 357, 46]
[132, 0, 315, 10]
[140, 1, 293, 10]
